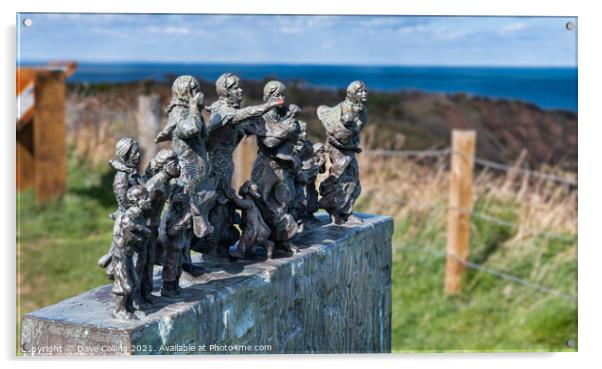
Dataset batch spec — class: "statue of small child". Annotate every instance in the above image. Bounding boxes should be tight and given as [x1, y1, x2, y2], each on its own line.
[293, 130, 326, 225]
[223, 181, 274, 259]
[160, 184, 192, 297]
[98, 138, 143, 278]
[137, 149, 181, 306]
[111, 185, 152, 320]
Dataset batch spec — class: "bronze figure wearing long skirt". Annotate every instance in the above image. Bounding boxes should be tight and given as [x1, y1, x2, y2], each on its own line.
[156, 75, 215, 276]
[98, 138, 144, 278]
[111, 185, 152, 320]
[318, 81, 368, 225]
[249, 81, 303, 254]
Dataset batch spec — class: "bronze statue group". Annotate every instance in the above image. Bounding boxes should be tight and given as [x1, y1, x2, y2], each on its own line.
[100, 74, 368, 320]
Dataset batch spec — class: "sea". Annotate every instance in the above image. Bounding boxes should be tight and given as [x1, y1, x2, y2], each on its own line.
[36, 63, 578, 112]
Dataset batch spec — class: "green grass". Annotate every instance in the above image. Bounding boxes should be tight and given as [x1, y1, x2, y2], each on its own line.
[365, 198, 578, 352]
[16, 155, 577, 353]
[17, 154, 115, 321]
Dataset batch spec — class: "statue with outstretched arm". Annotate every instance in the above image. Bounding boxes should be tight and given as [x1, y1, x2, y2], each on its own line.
[249, 81, 303, 255]
[192, 73, 283, 258]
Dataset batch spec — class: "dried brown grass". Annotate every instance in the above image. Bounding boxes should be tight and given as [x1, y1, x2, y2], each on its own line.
[357, 152, 577, 232]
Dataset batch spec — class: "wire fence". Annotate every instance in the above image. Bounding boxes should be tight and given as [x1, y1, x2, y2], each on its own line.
[473, 156, 578, 186]
[450, 206, 576, 243]
[364, 146, 577, 186]
[397, 244, 577, 302]
[364, 148, 451, 158]
[362, 192, 575, 243]
[363, 144, 576, 300]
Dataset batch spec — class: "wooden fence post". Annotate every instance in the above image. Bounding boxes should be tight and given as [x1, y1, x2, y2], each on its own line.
[445, 130, 476, 294]
[232, 136, 258, 190]
[17, 122, 35, 191]
[33, 70, 67, 204]
[137, 94, 161, 168]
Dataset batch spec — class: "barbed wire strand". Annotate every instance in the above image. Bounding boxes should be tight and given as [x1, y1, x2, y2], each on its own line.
[361, 194, 575, 242]
[472, 156, 577, 186]
[363, 148, 451, 158]
[471, 210, 576, 242]
[397, 244, 577, 301]
[448, 206, 576, 242]
[363, 147, 577, 186]
[449, 148, 576, 186]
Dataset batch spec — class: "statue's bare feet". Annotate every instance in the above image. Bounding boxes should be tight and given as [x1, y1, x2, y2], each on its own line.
[281, 242, 299, 253]
[112, 309, 137, 321]
[266, 245, 274, 259]
[346, 214, 364, 224]
[331, 215, 346, 225]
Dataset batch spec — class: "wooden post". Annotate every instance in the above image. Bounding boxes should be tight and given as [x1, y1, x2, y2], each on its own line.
[17, 122, 35, 190]
[136, 94, 161, 168]
[33, 71, 67, 203]
[445, 130, 476, 294]
[232, 136, 258, 190]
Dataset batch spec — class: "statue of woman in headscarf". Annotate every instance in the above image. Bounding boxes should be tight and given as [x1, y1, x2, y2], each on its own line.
[317, 80, 368, 225]
[155, 75, 216, 274]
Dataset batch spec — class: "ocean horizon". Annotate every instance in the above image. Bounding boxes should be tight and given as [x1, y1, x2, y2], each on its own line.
[20, 62, 578, 112]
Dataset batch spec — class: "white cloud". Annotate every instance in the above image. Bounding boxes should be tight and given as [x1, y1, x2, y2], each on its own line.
[271, 15, 339, 34]
[279, 25, 303, 34]
[398, 25, 427, 34]
[358, 17, 404, 28]
[90, 26, 130, 39]
[146, 26, 193, 35]
[428, 27, 470, 41]
[440, 30, 468, 41]
[499, 22, 528, 35]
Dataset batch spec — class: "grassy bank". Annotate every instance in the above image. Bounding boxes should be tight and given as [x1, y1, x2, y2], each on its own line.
[17, 154, 114, 321]
[380, 202, 576, 352]
[16, 153, 577, 352]
[356, 155, 577, 352]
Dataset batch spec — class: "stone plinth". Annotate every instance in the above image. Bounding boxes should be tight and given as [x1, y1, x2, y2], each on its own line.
[21, 213, 393, 355]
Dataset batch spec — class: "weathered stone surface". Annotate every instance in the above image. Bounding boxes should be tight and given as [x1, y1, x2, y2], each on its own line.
[21, 213, 393, 355]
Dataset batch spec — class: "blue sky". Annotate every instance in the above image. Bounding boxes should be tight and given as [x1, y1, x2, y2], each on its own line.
[17, 14, 577, 66]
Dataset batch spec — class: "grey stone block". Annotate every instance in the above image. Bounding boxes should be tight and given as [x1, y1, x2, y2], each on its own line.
[21, 213, 393, 355]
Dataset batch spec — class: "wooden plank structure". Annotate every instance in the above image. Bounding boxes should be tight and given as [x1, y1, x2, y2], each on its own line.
[445, 130, 476, 294]
[17, 62, 76, 203]
[232, 135, 258, 190]
[136, 94, 161, 168]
